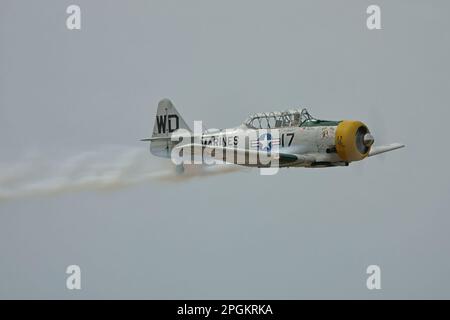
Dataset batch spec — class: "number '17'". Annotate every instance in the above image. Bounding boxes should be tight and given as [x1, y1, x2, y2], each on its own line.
[281, 133, 294, 147]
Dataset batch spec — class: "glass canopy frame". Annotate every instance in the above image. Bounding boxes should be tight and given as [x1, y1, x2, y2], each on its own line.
[243, 108, 315, 129]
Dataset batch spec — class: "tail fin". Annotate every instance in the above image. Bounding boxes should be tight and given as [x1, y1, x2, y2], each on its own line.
[147, 99, 191, 158]
[152, 98, 191, 137]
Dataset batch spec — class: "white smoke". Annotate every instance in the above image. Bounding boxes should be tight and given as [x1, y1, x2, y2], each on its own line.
[0, 145, 243, 201]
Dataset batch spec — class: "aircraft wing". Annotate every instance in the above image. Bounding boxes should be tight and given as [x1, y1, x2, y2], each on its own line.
[368, 143, 405, 157]
[175, 143, 315, 166]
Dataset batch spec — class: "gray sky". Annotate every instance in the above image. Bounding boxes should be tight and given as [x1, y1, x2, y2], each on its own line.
[0, 0, 449, 299]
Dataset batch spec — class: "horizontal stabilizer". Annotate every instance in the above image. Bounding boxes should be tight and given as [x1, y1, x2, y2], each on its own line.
[140, 136, 172, 142]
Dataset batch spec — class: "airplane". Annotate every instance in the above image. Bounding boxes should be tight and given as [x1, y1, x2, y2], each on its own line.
[142, 99, 404, 172]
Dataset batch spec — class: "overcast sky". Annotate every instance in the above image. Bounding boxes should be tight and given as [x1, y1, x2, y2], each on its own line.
[1, 0, 449, 299]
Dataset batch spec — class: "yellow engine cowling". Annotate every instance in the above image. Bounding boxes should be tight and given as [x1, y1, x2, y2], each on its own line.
[335, 120, 373, 162]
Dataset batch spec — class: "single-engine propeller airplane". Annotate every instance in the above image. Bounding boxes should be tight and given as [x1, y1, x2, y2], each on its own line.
[142, 99, 404, 171]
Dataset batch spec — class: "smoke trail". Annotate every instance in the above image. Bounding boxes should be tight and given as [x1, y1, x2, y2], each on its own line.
[0, 146, 166, 201]
[158, 163, 244, 183]
[0, 146, 243, 201]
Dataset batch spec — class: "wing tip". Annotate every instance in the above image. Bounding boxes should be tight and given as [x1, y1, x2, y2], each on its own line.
[368, 143, 405, 157]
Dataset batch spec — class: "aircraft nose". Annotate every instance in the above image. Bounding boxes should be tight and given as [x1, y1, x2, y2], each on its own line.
[363, 133, 374, 147]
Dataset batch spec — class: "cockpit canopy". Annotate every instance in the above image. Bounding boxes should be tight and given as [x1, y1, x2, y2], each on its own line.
[244, 108, 317, 129]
